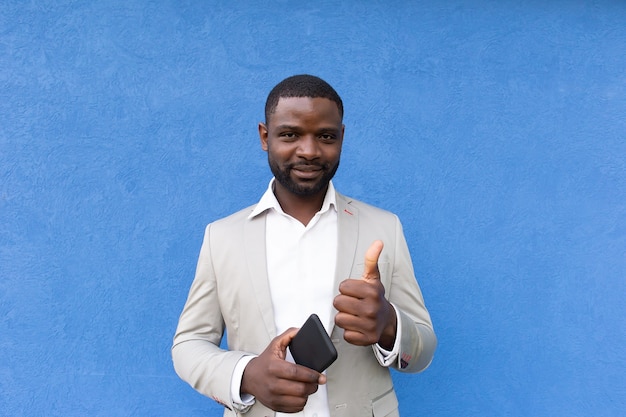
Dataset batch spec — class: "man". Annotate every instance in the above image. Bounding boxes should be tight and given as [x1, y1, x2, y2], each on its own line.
[172, 74, 436, 417]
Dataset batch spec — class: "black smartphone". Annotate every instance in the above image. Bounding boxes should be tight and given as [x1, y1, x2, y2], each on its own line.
[288, 314, 338, 373]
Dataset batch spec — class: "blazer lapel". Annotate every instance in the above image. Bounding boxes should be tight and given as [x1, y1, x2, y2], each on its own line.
[330, 193, 360, 329]
[244, 212, 277, 339]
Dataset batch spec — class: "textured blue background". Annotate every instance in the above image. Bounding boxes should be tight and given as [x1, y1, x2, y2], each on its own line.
[2, 1, 625, 416]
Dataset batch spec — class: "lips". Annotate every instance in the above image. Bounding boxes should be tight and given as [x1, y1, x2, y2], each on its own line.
[291, 164, 323, 179]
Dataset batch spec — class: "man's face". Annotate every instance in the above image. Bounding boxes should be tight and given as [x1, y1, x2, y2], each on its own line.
[259, 97, 344, 198]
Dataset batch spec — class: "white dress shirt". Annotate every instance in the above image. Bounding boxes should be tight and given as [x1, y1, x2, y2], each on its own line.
[231, 179, 401, 416]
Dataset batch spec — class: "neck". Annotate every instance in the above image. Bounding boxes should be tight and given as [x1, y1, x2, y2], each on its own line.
[273, 184, 328, 226]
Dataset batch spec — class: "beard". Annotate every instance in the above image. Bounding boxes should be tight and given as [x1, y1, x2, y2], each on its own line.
[268, 155, 340, 197]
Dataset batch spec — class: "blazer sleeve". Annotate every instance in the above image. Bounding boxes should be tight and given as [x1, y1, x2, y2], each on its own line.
[171, 223, 247, 411]
[387, 216, 437, 373]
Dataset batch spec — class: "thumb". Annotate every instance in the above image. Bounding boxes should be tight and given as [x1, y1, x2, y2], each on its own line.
[273, 327, 299, 359]
[362, 240, 384, 282]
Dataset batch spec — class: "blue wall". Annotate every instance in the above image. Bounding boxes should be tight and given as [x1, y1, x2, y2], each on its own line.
[2, 1, 625, 416]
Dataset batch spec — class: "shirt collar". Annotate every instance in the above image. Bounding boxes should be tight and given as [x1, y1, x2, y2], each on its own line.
[248, 178, 337, 219]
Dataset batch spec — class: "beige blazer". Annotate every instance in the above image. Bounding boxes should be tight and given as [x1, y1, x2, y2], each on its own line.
[172, 192, 437, 417]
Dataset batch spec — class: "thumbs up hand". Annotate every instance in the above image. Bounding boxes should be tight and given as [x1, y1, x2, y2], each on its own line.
[333, 240, 398, 349]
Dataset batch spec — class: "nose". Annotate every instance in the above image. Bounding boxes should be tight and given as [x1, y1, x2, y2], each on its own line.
[295, 135, 321, 160]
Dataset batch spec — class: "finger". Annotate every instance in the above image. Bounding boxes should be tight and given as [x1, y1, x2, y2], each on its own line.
[337, 279, 380, 299]
[341, 329, 372, 346]
[335, 289, 377, 314]
[262, 389, 310, 414]
[333, 293, 359, 316]
[362, 240, 384, 281]
[335, 309, 376, 331]
[281, 362, 325, 384]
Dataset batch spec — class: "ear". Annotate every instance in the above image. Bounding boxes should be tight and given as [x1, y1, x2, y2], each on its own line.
[337, 124, 345, 148]
[258, 122, 269, 151]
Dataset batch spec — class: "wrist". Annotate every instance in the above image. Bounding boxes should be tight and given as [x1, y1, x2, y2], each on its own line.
[240, 357, 257, 397]
[235, 356, 258, 402]
[378, 303, 397, 349]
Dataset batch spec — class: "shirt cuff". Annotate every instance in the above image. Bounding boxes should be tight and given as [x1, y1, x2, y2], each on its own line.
[231, 355, 257, 412]
[372, 303, 402, 367]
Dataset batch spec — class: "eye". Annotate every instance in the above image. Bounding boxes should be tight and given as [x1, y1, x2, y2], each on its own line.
[279, 132, 297, 140]
[319, 133, 337, 142]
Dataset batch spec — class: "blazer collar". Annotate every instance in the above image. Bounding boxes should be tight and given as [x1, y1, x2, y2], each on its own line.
[248, 179, 338, 219]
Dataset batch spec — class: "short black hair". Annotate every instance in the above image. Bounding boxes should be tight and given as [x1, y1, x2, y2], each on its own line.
[265, 74, 343, 123]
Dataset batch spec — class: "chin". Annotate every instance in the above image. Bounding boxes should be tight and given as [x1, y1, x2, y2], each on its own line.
[287, 180, 326, 197]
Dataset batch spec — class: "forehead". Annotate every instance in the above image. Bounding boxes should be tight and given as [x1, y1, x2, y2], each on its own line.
[268, 97, 342, 127]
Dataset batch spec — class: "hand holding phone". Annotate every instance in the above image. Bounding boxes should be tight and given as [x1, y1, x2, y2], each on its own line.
[288, 314, 338, 373]
[240, 327, 326, 413]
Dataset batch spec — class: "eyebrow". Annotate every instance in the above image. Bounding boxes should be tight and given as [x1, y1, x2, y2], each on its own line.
[274, 124, 300, 131]
[274, 124, 340, 133]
